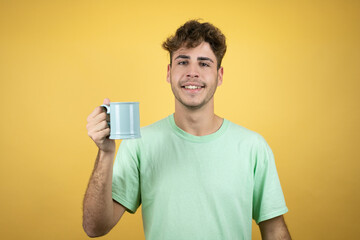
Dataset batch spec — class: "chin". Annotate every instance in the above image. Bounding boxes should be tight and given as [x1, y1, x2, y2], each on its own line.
[182, 101, 206, 109]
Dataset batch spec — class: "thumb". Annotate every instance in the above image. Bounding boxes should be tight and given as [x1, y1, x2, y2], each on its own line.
[103, 98, 110, 105]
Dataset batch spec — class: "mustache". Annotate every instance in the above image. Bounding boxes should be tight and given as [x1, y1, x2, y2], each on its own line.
[178, 79, 206, 86]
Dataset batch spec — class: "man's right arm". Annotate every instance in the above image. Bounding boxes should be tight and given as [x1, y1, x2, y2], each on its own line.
[82, 98, 126, 237]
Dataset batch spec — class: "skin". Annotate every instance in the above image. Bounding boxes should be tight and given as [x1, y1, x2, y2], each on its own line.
[166, 41, 224, 136]
[259, 216, 292, 240]
[83, 98, 125, 237]
[82, 42, 291, 239]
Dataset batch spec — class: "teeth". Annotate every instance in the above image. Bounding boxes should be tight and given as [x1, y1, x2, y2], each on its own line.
[184, 85, 201, 89]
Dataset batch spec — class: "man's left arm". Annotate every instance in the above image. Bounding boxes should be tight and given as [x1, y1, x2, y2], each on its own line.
[259, 215, 291, 240]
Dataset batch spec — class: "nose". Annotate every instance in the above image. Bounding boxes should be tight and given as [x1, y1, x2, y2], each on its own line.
[186, 63, 199, 78]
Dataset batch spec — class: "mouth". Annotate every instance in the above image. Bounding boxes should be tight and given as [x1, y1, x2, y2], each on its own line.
[181, 82, 205, 89]
[182, 85, 205, 89]
[181, 84, 204, 94]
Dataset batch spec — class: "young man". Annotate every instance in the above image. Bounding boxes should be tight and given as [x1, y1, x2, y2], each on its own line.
[83, 20, 291, 239]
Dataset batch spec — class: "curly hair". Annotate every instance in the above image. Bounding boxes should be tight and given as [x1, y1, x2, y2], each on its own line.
[162, 20, 227, 69]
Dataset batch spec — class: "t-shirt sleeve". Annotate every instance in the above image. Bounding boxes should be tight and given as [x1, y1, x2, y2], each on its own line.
[112, 139, 141, 214]
[252, 135, 288, 224]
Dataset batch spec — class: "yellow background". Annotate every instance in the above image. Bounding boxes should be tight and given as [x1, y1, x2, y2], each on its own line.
[1, 0, 359, 239]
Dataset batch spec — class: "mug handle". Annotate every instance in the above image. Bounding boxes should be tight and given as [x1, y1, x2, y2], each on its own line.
[100, 104, 110, 126]
[100, 104, 110, 114]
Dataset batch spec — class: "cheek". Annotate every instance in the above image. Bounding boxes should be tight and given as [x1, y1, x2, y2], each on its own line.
[171, 69, 183, 80]
[204, 70, 217, 79]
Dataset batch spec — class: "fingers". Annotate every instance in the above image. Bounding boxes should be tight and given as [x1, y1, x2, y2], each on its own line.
[103, 98, 110, 105]
[92, 111, 108, 124]
[86, 99, 113, 146]
[87, 112, 108, 133]
[88, 118, 108, 133]
[86, 99, 115, 152]
[87, 106, 105, 121]
[88, 122, 110, 142]
[87, 102, 110, 139]
[87, 98, 110, 121]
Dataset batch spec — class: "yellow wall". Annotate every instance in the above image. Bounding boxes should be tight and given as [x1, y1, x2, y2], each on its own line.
[1, 0, 359, 239]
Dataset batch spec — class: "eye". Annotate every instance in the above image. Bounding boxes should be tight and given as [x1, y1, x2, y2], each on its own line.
[178, 61, 188, 65]
[200, 62, 210, 67]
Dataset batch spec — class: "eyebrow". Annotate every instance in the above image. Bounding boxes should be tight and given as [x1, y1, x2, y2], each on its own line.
[174, 55, 214, 63]
[197, 57, 214, 63]
[174, 55, 190, 60]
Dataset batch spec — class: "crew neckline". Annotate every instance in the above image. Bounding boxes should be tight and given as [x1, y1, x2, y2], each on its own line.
[167, 113, 229, 143]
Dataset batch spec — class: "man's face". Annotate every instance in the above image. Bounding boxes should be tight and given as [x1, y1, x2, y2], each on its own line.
[167, 41, 223, 110]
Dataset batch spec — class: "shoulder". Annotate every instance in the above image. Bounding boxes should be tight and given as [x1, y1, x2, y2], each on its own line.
[122, 115, 171, 147]
[140, 115, 170, 135]
[138, 115, 173, 145]
[225, 119, 267, 145]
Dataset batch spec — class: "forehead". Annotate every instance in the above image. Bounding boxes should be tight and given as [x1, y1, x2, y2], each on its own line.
[172, 42, 216, 61]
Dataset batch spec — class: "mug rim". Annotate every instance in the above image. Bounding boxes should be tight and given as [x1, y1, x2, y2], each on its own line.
[110, 102, 139, 104]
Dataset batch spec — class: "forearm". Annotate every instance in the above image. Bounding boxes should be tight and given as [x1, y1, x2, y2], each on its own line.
[83, 150, 115, 237]
[259, 215, 291, 240]
[261, 227, 291, 240]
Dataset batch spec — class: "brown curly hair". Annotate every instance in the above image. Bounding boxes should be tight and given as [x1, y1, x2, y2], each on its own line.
[162, 20, 227, 69]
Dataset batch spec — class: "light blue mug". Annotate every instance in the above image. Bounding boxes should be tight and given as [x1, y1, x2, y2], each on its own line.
[101, 102, 141, 139]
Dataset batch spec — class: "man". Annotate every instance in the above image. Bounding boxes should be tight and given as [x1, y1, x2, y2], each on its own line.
[83, 20, 291, 239]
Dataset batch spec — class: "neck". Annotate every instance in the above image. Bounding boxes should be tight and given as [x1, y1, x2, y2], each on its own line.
[173, 100, 223, 136]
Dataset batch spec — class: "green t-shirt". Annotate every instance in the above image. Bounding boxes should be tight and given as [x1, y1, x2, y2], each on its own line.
[112, 114, 288, 240]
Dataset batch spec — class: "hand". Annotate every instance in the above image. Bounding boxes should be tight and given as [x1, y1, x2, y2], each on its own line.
[86, 98, 115, 153]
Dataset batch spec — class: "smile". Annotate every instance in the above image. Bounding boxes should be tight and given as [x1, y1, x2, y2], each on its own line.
[183, 85, 203, 89]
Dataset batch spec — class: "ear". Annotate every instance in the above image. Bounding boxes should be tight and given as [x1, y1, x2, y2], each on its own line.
[166, 64, 171, 83]
[217, 66, 224, 86]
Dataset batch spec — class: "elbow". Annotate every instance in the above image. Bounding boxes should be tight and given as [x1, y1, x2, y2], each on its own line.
[82, 221, 109, 238]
